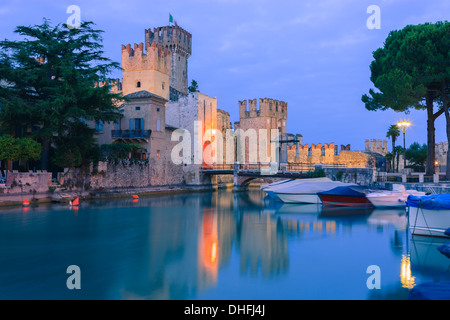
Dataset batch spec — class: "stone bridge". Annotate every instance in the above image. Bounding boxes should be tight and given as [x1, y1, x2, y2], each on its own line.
[202, 163, 313, 190]
[202, 163, 377, 190]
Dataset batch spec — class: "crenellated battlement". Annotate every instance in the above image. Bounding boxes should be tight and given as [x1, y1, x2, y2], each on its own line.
[287, 143, 336, 152]
[239, 98, 288, 120]
[121, 42, 171, 74]
[94, 79, 123, 93]
[365, 139, 388, 155]
[145, 26, 192, 57]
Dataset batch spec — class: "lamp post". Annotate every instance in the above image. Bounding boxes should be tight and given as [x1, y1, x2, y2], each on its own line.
[397, 120, 411, 172]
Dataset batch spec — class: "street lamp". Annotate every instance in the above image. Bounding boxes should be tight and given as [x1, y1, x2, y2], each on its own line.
[397, 120, 411, 172]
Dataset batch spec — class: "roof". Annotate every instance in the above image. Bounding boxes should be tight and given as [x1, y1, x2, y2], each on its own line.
[125, 90, 168, 102]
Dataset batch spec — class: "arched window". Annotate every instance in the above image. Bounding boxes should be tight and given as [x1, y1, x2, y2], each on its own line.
[137, 81, 141, 88]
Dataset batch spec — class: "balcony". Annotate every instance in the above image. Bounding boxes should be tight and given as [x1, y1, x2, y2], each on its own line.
[112, 130, 151, 143]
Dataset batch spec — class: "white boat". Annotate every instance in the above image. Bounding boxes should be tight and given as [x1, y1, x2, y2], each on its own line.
[366, 184, 426, 208]
[274, 181, 356, 204]
[407, 193, 450, 238]
[263, 177, 332, 200]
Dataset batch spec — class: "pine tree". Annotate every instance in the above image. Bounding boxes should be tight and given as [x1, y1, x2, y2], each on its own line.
[0, 19, 124, 170]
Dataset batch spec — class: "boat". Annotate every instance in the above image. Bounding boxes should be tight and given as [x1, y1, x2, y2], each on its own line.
[317, 185, 374, 207]
[366, 184, 427, 208]
[274, 181, 357, 204]
[263, 177, 332, 200]
[406, 193, 450, 238]
[261, 179, 294, 190]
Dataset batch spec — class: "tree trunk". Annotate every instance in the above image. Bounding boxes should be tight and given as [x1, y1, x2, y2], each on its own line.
[442, 80, 450, 181]
[392, 139, 396, 172]
[426, 93, 437, 176]
[40, 137, 50, 171]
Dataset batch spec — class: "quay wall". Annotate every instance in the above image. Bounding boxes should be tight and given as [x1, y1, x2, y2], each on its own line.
[323, 167, 377, 186]
[58, 161, 185, 191]
[0, 171, 52, 196]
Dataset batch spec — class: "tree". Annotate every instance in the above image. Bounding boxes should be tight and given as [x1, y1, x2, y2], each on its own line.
[405, 142, 427, 169]
[0, 19, 124, 170]
[0, 135, 41, 170]
[394, 146, 404, 173]
[386, 125, 400, 172]
[188, 80, 199, 93]
[362, 22, 448, 176]
[385, 152, 394, 172]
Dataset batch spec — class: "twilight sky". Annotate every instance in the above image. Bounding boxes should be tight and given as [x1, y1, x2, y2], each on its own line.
[0, 0, 448, 151]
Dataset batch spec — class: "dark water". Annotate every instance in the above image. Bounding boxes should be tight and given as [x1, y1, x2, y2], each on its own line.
[0, 190, 449, 300]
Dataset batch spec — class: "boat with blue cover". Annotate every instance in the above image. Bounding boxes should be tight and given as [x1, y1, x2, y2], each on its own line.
[317, 185, 374, 208]
[406, 194, 450, 238]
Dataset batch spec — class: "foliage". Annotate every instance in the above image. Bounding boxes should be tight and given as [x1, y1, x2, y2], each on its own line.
[188, 80, 199, 93]
[307, 166, 326, 178]
[0, 135, 41, 162]
[405, 142, 428, 167]
[0, 19, 124, 170]
[100, 143, 144, 160]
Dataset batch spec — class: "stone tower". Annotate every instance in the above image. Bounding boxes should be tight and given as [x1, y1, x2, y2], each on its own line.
[235, 98, 288, 163]
[121, 42, 171, 100]
[145, 26, 192, 101]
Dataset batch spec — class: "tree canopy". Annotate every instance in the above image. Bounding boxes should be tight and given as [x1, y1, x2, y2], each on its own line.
[0, 19, 124, 170]
[405, 142, 428, 168]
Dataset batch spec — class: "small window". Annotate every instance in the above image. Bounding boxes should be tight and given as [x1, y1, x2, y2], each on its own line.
[162, 82, 165, 90]
[137, 81, 141, 88]
[95, 120, 104, 133]
[157, 108, 160, 112]
[136, 107, 141, 111]
[157, 151, 161, 160]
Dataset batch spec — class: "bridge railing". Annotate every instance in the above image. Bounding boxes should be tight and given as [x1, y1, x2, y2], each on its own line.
[202, 164, 234, 171]
[202, 162, 348, 173]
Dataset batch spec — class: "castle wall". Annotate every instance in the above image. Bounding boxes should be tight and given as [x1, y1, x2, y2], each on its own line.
[166, 92, 218, 184]
[436, 142, 448, 171]
[286, 144, 377, 169]
[365, 139, 388, 156]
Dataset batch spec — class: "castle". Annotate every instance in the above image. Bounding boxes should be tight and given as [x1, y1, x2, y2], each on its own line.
[93, 22, 388, 188]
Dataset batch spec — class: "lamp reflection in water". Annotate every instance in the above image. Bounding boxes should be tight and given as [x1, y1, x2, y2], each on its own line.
[400, 254, 416, 289]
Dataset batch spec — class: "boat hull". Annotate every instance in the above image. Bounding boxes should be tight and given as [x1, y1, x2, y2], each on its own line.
[408, 206, 450, 238]
[276, 193, 321, 204]
[367, 194, 407, 208]
[319, 195, 373, 207]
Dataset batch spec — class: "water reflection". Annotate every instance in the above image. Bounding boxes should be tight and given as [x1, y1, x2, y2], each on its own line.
[409, 236, 450, 286]
[0, 189, 448, 300]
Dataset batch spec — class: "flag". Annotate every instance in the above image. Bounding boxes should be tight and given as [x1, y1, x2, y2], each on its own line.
[175, 21, 178, 26]
[169, 13, 174, 24]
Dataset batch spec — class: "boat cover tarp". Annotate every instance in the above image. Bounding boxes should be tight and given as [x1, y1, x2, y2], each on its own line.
[445, 228, 450, 237]
[437, 242, 450, 259]
[261, 179, 293, 190]
[275, 182, 356, 195]
[317, 186, 370, 197]
[264, 177, 332, 192]
[408, 282, 450, 300]
[406, 193, 450, 211]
